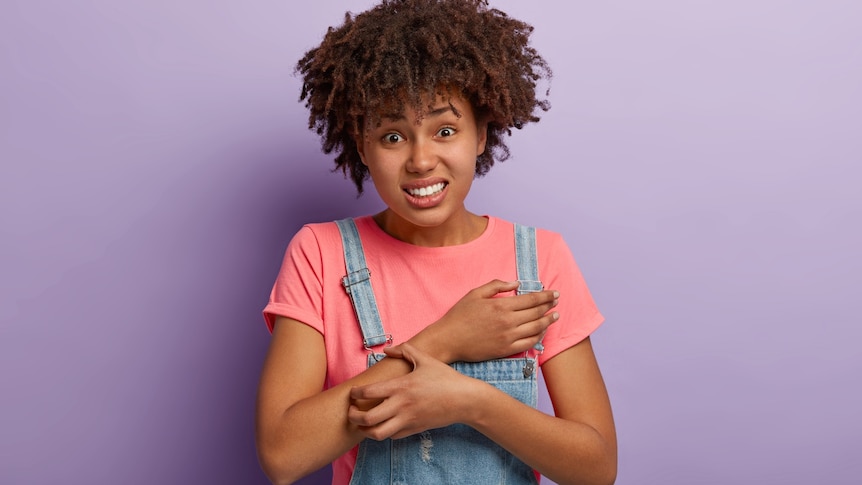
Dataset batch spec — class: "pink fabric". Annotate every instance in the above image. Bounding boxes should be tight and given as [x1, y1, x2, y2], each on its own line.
[263, 215, 604, 484]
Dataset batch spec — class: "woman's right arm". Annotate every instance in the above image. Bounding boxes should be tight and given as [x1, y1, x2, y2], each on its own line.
[256, 280, 558, 484]
[256, 316, 423, 484]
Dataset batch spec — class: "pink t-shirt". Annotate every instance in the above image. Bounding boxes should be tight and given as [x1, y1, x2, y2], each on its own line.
[263, 215, 603, 484]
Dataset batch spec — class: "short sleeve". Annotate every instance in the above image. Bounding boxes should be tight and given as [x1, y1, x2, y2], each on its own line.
[537, 231, 604, 365]
[262, 226, 326, 335]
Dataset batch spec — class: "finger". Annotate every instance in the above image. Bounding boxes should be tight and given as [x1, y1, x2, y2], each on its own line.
[351, 396, 384, 412]
[354, 398, 427, 441]
[513, 299, 559, 324]
[508, 312, 559, 347]
[391, 342, 429, 367]
[348, 402, 396, 428]
[350, 377, 406, 401]
[349, 393, 411, 429]
[358, 415, 419, 441]
[505, 289, 560, 311]
[383, 344, 406, 360]
[510, 334, 546, 354]
[473, 279, 520, 298]
[511, 320, 554, 351]
[523, 310, 559, 333]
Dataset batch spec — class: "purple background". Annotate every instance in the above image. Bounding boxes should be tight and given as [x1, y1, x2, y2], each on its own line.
[2, 1, 860, 484]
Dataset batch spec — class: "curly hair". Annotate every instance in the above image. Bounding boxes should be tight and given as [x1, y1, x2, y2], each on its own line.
[296, 0, 551, 194]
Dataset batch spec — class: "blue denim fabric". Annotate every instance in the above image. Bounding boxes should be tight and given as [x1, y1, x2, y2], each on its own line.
[337, 219, 542, 485]
[515, 224, 545, 356]
[336, 219, 390, 348]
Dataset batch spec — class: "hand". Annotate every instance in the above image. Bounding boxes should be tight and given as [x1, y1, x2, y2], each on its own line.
[348, 343, 479, 440]
[411, 280, 559, 363]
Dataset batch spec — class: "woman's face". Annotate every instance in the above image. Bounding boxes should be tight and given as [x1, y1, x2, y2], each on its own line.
[356, 93, 487, 244]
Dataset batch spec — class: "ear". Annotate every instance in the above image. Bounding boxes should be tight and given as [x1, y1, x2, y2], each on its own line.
[475, 120, 488, 156]
[354, 132, 368, 166]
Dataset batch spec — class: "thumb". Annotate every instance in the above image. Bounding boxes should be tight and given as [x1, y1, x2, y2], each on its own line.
[383, 344, 405, 360]
[384, 342, 425, 368]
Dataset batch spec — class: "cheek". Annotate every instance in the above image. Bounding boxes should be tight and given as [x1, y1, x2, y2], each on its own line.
[364, 158, 397, 184]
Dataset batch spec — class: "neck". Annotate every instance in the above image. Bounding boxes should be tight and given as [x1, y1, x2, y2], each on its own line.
[373, 210, 487, 247]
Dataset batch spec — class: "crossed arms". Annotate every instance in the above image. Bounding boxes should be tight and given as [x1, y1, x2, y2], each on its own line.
[255, 280, 617, 485]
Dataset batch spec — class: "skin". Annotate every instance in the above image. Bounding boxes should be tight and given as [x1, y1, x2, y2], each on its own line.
[355, 93, 488, 247]
[255, 93, 617, 485]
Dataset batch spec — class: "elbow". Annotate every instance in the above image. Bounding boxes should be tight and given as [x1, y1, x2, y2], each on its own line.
[571, 460, 616, 485]
[552, 454, 616, 485]
[598, 464, 617, 485]
[595, 447, 618, 485]
[589, 427, 617, 485]
[257, 440, 309, 485]
[257, 451, 290, 485]
[258, 456, 304, 485]
[562, 445, 617, 485]
[593, 441, 617, 485]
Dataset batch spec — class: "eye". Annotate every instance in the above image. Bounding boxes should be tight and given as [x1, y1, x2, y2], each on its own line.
[437, 127, 456, 137]
[382, 133, 403, 144]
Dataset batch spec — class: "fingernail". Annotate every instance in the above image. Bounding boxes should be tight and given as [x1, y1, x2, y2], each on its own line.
[553, 312, 559, 320]
[553, 291, 560, 298]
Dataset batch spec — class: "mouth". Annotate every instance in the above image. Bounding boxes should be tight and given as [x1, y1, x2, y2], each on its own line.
[404, 182, 448, 198]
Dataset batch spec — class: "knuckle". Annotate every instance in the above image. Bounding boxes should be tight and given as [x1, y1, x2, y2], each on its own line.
[357, 414, 376, 427]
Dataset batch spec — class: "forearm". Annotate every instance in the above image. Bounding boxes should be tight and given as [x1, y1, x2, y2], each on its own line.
[258, 278, 561, 483]
[258, 356, 413, 484]
[345, 340, 616, 484]
[256, 306, 501, 484]
[466, 382, 616, 485]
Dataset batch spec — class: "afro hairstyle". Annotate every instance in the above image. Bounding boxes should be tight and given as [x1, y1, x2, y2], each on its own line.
[296, 0, 552, 193]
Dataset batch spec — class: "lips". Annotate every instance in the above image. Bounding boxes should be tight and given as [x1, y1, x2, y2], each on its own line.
[402, 180, 449, 208]
[406, 182, 447, 198]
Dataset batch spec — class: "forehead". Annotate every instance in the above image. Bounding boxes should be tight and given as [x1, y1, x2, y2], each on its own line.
[370, 91, 473, 124]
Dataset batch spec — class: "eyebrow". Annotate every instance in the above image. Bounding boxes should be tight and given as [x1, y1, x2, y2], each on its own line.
[382, 105, 458, 122]
[427, 105, 456, 117]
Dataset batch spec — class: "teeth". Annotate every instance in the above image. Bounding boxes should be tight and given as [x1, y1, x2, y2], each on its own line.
[408, 183, 445, 197]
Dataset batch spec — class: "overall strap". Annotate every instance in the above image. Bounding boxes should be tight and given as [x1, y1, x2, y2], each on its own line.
[335, 218, 391, 349]
[514, 223, 545, 358]
[514, 224, 542, 294]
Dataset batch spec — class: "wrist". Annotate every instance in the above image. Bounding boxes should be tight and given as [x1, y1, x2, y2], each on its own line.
[460, 378, 496, 428]
[407, 327, 454, 364]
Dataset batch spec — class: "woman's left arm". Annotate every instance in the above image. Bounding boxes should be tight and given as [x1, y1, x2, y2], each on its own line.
[348, 336, 617, 485]
[474, 336, 617, 485]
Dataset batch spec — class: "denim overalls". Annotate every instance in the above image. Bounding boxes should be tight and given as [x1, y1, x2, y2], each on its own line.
[335, 218, 544, 485]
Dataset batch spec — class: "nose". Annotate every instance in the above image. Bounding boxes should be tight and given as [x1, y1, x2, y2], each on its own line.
[406, 139, 437, 174]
